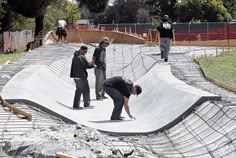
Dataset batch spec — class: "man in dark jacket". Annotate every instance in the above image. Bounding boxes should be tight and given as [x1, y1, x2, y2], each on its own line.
[70, 45, 95, 109]
[157, 15, 173, 62]
[93, 37, 110, 100]
[103, 76, 142, 120]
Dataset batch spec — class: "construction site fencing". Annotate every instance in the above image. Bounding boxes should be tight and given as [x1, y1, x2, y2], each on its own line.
[0, 30, 34, 53]
[97, 22, 236, 47]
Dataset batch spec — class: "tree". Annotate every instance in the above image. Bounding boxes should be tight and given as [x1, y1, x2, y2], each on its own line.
[78, 0, 109, 14]
[145, 0, 177, 21]
[136, 8, 150, 23]
[0, 0, 8, 32]
[223, 0, 236, 19]
[10, 15, 35, 32]
[2, 0, 53, 36]
[64, 1, 80, 24]
[175, 0, 231, 22]
[0, 0, 80, 35]
[7, 0, 52, 18]
[98, 0, 150, 24]
[44, 0, 80, 30]
[0, 0, 7, 31]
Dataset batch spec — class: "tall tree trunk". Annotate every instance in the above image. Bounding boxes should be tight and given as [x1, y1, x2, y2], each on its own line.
[35, 15, 44, 37]
[1, 8, 13, 33]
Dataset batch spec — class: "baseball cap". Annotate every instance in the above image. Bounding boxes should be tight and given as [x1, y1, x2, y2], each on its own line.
[135, 85, 142, 96]
[100, 37, 110, 45]
[163, 15, 169, 20]
[80, 45, 88, 51]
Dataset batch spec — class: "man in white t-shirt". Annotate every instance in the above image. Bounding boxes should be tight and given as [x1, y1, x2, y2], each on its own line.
[56, 20, 67, 43]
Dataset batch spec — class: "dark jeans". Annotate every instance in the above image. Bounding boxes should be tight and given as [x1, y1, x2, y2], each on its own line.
[73, 78, 90, 108]
[103, 85, 124, 119]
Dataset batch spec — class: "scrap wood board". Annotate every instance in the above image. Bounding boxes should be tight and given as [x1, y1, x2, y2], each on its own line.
[0, 95, 32, 121]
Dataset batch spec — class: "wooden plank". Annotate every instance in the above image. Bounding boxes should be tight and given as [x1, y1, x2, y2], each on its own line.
[55, 152, 76, 158]
[0, 95, 32, 121]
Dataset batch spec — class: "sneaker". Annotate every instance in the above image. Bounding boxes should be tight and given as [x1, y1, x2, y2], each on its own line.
[164, 58, 168, 62]
[84, 104, 91, 108]
[73, 105, 80, 108]
[111, 117, 123, 120]
[96, 96, 102, 100]
[119, 116, 125, 119]
[102, 96, 108, 99]
[73, 106, 83, 110]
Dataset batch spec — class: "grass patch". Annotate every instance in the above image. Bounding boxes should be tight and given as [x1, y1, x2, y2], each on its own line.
[195, 49, 236, 88]
[0, 49, 26, 64]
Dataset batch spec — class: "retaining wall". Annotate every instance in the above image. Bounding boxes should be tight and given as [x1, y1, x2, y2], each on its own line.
[46, 29, 145, 44]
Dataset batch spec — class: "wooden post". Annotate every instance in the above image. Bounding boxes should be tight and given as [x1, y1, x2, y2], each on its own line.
[154, 30, 159, 45]
[146, 29, 153, 43]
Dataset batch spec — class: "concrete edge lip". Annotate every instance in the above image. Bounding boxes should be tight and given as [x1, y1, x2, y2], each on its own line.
[5, 99, 77, 125]
[2, 59, 221, 135]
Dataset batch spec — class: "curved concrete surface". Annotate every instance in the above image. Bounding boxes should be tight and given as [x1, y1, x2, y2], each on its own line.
[2, 61, 220, 134]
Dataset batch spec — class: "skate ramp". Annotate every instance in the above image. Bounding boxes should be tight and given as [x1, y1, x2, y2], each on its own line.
[2, 62, 220, 135]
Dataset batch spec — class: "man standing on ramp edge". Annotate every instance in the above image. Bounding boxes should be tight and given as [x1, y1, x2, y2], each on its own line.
[157, 14, 173, 62]
[103, 76, 142, 120]
[93, 37, 110, 100]
[70, 45, 95, 109]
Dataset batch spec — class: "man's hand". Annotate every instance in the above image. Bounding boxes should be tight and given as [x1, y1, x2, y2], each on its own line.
[124, 97, 136, 120]
[129, 114, 136, 120]
[91, 61, 97, 68]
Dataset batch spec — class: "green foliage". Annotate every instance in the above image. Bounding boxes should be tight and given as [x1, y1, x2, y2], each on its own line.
[196, 50, 236, 88]
[44, 0, 80, 30]
[99, 0, 150, 24]
[78, 0, 109, 13]
[0, 49, 26, 64]
[175, 0, 231, 22]
[44, 0, 65, 30]
[223, 0, 236, 19]
[64, 1, 80, 24]
[0, 0, 7, 30]
[145, 0, 177, 21]
[4, 0, 80, 32]
[7, 0, 51, 17]
[11, 15, 35, 31]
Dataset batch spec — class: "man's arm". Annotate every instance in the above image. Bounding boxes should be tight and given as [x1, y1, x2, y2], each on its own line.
[92, 48, 99, 63]
[123, 96, 136, 119]
[81, 56, 94, 69]
[156, 22, 162, 32]
[92, 56, 96, 63]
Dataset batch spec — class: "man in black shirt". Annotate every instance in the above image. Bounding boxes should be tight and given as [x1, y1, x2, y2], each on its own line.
[70, 45, 95, 109]
[103, 76, 142, 120]
[157, 15, 173, 62]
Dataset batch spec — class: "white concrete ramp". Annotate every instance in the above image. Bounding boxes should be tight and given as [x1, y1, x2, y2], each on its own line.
[2, 64, 220, 135]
